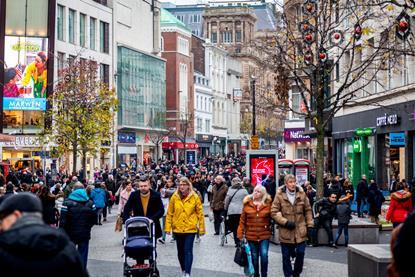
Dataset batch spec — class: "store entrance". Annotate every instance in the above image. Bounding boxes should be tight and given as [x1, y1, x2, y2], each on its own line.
[390, 147, 405, 181]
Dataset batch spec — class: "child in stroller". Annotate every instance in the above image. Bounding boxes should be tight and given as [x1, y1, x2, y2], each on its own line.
[123, 217, 159, 277]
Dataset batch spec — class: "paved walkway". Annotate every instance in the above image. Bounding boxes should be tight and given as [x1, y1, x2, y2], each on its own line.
[87, 204, 360, 276]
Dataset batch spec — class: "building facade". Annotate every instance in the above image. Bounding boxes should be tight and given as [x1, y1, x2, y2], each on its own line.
[226, 56, 242, 154]
[161, 9, 196, 162]
[165, 1, 283, 151]
[54, 0, 113, 174]
[204, 42, 228, 155]
[114, 0, 166, 167]
[194, 72, 213, 157]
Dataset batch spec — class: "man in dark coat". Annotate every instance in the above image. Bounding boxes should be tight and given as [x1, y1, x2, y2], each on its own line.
[0, 193, 87, 277]
[312, 193, 338, 247]
[123, 174, 164, 239]
[356, 175, 369, 217]
[60, 183, 97, 270]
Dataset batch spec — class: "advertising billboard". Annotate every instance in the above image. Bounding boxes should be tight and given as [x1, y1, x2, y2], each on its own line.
[246, 150, 278, 186]
[3, 36, 48, 111]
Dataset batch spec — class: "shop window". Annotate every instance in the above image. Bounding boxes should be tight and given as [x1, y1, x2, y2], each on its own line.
[3, 111, 43, 134]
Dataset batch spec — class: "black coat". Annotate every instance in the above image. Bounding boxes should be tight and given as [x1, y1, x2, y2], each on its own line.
[41, 195, 57, 225]
[60, 197, 97, 244]
[123, 190, 164, 238]
[315, 198, 337, 220]
[356, 179, 369, 200]
[0, 215, 88, 277]
[367, 184, 385, 216]
[336, 201, 352, 225]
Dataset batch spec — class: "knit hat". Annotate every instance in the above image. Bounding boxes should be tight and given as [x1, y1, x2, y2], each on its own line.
[0, 192, 43, 218]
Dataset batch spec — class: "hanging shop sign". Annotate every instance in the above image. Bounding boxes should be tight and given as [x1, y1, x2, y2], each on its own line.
[376, 113, 399, 127]
[390, 132, 405, 146]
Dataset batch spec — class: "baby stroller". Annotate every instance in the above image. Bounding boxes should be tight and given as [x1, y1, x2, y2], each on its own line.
[123, 217, 158, 277]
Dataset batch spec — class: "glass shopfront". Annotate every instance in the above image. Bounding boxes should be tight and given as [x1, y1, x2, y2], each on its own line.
[117, 46, 166, 129]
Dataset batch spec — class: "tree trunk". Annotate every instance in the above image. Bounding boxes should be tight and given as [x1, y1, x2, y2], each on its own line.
[82, 149, 87, 182]
[72, 143, 78, 176]
[316, 127, 325, 200]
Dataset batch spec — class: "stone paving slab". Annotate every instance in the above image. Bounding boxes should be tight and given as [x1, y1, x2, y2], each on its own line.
[87, 207, 352, 277]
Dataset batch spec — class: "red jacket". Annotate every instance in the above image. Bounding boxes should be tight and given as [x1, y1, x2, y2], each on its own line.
[386, 190, 413, 223]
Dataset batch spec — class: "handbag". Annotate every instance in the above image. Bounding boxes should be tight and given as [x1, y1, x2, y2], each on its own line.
[115, 215, 123, 232]
[234, 239, 248, 267]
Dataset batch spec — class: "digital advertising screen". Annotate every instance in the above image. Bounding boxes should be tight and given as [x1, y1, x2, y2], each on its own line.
[249, 154, 277, 186]
[3, 36, 48, 111]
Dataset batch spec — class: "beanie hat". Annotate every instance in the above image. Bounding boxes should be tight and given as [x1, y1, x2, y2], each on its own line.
[0, 192, 43, 218]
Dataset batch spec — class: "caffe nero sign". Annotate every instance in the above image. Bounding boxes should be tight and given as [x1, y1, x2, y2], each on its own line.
[376, 113, 399, 127]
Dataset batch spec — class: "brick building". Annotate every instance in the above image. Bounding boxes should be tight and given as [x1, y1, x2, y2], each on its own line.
[161, 9, 196, 161]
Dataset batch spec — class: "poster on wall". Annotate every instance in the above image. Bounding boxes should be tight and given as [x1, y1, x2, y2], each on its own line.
[248, 151, 278, 186]
[295, 167, 308, 186]
[3, 36, 48, 111]
[186, 150, 196, 165]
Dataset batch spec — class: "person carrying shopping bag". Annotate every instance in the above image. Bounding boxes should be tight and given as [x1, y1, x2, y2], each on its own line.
[237, 185, 272, 277]
[164, 177, 205, 277]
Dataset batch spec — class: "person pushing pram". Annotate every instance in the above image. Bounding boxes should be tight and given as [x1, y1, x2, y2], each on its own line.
[123, 174, 164, 275]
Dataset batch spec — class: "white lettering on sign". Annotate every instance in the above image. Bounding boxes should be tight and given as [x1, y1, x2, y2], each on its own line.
[376, 114, 398, 127]
[0, 136, 41, 147]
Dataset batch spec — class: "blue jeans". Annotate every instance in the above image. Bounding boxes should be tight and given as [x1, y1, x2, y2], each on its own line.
[248, 240, 269, 277]
[357, 197, 367, 216]
[335, 223, 349, 245]
[281, 242, 306, 277]
[174, 233, 196, 274]
[77, 240, 89, 270]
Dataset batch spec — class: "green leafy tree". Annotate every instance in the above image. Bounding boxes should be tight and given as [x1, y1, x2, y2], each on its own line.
[47, 59, 117, 176]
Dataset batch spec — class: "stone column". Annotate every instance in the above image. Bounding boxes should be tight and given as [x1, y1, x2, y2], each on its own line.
[232, 20, 236, 43]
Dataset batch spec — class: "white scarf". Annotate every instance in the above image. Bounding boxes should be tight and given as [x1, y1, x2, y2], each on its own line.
[287, 189, 296, 205]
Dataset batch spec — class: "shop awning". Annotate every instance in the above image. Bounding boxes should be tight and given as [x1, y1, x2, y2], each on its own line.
[0, 134, 15, 142]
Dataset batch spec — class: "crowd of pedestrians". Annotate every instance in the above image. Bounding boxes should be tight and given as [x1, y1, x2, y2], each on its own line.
[0, 155, 415, 277]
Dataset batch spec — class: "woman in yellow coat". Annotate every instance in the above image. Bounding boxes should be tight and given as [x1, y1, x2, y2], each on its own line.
[164, 177, 205, 277]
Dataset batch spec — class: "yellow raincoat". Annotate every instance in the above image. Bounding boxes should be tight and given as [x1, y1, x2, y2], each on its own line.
[164, 190, 205, 234]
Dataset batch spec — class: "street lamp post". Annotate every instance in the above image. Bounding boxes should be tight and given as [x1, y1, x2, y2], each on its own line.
[250, 78, 256, 136]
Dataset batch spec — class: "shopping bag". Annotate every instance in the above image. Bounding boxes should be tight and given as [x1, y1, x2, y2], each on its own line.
[244, 241, 255, 276]
[234, 242, 247, 267]
[115, 215, 123, 232]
